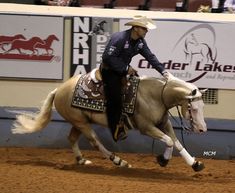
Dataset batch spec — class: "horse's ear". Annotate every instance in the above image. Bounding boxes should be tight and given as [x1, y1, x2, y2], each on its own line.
[200, 89, 208, 94]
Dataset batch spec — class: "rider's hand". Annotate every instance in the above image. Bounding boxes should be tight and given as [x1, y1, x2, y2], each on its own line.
[128, 66, 138, 76]
[162, 71, 173, 81]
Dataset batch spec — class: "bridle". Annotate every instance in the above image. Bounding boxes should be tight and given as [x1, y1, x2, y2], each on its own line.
[186, 96, 203, 128]
[161, 80, 202, 132]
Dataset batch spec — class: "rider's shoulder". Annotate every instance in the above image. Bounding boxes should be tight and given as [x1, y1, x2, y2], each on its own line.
[111, 29, 130, 41]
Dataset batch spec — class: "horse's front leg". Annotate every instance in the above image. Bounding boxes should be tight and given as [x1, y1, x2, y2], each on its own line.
[157, 120, 176, 167]
[139, 123, 175, 167]
[158, 120, 205, 172]
[174, 139, 205, 172]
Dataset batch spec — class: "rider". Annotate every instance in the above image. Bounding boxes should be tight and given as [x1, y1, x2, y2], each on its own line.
[100, 15, 170, 142]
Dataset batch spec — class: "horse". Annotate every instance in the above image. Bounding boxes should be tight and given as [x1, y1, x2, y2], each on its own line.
[184, 33, 216, 64]
[11, 72, 207, 172]
[34, 34, 59, 55]
[6, 36, 45, 55]
[0, 34, 26, 51]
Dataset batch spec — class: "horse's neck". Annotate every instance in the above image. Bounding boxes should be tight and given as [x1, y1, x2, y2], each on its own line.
[139, 78, 165, 105]
[137, 77, 191, 110]
[164, 80, 190, 109]
[45, 37, 53, 45]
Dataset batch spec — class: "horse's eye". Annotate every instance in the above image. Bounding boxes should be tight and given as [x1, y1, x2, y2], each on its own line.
[192, 89, 197, 96]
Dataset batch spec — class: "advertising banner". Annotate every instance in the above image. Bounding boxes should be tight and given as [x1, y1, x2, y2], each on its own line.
[71, 17, 113, 76]
[120, 19, 235, 89]
[0, 14, 64, 80]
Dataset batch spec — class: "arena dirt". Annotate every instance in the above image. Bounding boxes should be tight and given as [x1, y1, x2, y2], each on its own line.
[0, 147, 234, 193]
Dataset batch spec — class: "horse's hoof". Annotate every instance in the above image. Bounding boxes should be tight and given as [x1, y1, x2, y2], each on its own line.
[157, 154, 169, 167]
[119, 159, 131, 168]
[192, 161, 205, 172]
[110, 154, 131, 168]
[77, 158, 92, 165]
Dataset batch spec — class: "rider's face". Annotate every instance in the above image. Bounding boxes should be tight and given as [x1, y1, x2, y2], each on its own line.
[135, 26, 148, 38]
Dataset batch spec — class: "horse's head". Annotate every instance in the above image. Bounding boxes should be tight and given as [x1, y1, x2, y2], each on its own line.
[165, 77, 207, 133]
[180, 88, 207, 133]
[48, 34, 59, 41]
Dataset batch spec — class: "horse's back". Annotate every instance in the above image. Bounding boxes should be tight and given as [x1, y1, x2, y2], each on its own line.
[55, 75, 80, 104]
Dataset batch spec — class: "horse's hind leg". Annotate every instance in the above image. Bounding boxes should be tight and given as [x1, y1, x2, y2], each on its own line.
[68, 126, 92, 165]
[76, 123, 131, 168]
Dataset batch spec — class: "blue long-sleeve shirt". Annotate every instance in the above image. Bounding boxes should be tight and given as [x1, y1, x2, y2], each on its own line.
[102, 29, 165, 75]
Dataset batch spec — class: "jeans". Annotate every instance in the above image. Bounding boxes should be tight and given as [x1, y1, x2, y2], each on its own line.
[101, 68, 123, 135]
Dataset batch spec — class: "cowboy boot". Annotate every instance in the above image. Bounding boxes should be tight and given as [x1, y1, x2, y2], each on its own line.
[113, 116, 128, 141]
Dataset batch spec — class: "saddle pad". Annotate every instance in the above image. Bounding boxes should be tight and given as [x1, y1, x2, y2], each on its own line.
[71, 73, 140, 114]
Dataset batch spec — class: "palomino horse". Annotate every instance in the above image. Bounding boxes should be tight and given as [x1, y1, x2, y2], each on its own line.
[12, 73, 207, 172]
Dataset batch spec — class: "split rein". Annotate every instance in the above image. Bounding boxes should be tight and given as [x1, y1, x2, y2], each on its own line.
[156, 80, 202, 151]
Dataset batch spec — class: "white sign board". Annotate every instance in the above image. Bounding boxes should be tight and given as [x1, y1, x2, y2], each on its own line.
[120, 19, 235, 89]
[0, 14, 64, 80]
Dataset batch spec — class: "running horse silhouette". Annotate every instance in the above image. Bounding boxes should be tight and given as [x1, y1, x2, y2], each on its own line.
[0, 34, 26, 51]
[34, 34, 59, 55]
[11, 72, 207, 172]
[6, 36, 45, 55]
[88, 20, 107, 36]
[184, 33, 216, 64]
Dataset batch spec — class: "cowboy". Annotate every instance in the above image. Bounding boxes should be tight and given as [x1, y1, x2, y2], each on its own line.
[100, 15, 170, 142]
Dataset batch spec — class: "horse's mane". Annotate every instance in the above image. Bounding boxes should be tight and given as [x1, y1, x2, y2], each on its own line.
[139, 75, 199, 95]
[139, 75, 164, 83]
[170, 76, 198, 91]
[139, 75, 187, 86]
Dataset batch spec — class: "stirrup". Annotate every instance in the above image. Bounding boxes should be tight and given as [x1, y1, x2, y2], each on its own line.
[121, 113, 134, 130]
[113, 124, 128, 142]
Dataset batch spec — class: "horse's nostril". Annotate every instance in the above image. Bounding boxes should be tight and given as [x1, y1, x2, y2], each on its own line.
[199, 129, 204, 133]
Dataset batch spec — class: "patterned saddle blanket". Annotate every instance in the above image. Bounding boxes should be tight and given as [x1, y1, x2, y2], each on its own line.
[71, 70, 140, 114]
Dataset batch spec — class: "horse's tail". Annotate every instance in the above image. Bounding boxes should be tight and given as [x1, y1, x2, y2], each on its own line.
[210, 47, 217, 63]
[184, 38, 190, 59]
[11, 88, 57, 134]
[204, 43, 217, 63]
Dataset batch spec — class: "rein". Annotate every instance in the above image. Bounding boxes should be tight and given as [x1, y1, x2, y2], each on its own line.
[152, 80, 189, 154]
[158, 80, 194, 151]
[152, 79, 203, 154]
